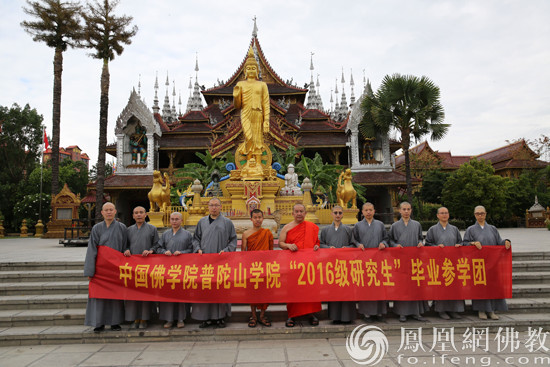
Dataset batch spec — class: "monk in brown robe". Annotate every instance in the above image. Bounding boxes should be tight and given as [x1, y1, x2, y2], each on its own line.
[279, 203, 322, 327]
[242, 209, 274, 327]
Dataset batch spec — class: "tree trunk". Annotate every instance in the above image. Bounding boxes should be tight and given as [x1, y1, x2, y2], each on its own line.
[51, 47, 63, 195]
[402, 131, 413, 204]
[95, 60, 110, 222]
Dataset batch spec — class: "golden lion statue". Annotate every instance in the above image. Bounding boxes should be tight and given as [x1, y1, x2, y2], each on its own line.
[148, 171, 171, 212]
[336, 168, 357, 209]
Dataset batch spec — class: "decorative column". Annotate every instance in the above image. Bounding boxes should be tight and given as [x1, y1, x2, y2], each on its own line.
[350, 129, 360, 167]
[301, 178, 319, 224]
[186, 179, 205, 226]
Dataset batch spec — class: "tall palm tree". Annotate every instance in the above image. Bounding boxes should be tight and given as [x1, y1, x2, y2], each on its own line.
[21, 0, 83, 196]
[360, 74, 449, 203]
[81, 0, 137, 221]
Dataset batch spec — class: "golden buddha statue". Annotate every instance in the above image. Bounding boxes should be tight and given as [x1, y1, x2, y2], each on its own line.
[233, 46, 270, 167]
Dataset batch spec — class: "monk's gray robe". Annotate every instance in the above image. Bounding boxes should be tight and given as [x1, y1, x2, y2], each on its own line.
[389, 219, 430, 316]
[156, 228, 193, 322]
[352, 219, 389, 316]
[125, 222, 159, 322]
[425, 223, 465, 313]
[463, 223, 509, 312]
[320, 223, 357, 322]
[191, 215, 237, 320]
[84, 220, 127, 327]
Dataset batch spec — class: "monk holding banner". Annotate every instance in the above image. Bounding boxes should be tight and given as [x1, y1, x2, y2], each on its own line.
[242, 209, 274, 327]
[279, 203, 322, 327]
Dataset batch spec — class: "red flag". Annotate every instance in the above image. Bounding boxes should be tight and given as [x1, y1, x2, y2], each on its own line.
[43, 128, 49, 150]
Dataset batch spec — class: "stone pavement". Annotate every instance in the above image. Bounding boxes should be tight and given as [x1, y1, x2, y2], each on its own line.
[1, 227, 549, 263]
[1, 333, 549, 367]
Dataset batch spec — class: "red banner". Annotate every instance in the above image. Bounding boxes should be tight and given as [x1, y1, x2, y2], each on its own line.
[89, 246, 512, 303]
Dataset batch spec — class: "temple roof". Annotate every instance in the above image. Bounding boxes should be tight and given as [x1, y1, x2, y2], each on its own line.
[395, 140, 549, 172]
[202, 37, 307, 104]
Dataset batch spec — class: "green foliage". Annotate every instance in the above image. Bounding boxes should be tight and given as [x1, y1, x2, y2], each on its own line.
[0, 103, 43, 232]
[13, 193, 51, 231]
[270, 145, 302, 173]
[295, 153, 343, 203]
[175, 151, 234, 194]
[442, 159, 510, 222]
[419, 170, 450, 204]
[88, 161, 114, 182]
[360, 73, 449, 202]
[27, 160, 89, 197]
[82, 0, 138, 62]
[21, 0, 83, 51]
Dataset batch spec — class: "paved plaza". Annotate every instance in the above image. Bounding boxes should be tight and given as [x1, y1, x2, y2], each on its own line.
[0, 227, 549, 366]
[1, 334, 549, 367]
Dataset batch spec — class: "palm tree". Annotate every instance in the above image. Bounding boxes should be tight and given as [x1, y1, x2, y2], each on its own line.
[360, 74, 449, 203]
[81, 0, 137, 221]
[21, 0, 83, 196]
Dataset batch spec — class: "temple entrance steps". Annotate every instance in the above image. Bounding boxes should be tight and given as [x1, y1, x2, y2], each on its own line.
[0, 251, 549, 346]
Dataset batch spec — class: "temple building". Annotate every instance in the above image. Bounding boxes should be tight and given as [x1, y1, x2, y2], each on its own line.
[395, 140, 549, 179]
[102, 25, 410, 224]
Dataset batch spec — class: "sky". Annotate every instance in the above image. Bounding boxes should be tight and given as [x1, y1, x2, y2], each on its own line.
[1, 0, 549, 166]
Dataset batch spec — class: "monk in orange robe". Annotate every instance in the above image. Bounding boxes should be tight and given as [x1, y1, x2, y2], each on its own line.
[242, 209, 274, 327]
[279, 203, 322, 327]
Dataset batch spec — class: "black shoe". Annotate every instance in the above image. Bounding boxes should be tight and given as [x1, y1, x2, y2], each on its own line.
[374, 315, 385, 322]
[217, 319, 226, 328]
[199, 320, 212, 328]
[399, 315, 407, 322]
[93, 325, 105, 333]
[332, 320, 342, 325]
[111, 324, 122, 331]
[363, 315, 372, 322]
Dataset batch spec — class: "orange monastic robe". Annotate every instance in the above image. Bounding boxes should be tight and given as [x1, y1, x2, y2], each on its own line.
[247, 228, 274, 310]
[285, 221, 323, 318]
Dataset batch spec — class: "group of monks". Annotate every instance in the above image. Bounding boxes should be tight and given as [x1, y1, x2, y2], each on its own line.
[84, 199, 511, 332]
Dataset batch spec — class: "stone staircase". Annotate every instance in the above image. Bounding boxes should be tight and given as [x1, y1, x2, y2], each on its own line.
[1, 252, 549, 346]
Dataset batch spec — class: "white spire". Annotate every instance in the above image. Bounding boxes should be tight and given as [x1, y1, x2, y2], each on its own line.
[186, 76, 192, 112]
[306, 52, 317, 109]
[187, 54, 204, 112]
[315, 73, 324, 110]
[162, 72, 172, 120]
[350, 69, 355, 105]
[334, 78, 340, 113]
[252, 15, 258, 38]
[171, 80, 177, 118]
[178, 90, 182, 115]
[152, 71, 160, 114]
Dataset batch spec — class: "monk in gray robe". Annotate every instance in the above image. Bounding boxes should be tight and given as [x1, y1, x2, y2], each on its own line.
[352, 202, 388, 321]
[425, 207, 464, 320]
[123, 206, 158, 329]
[84, 202, 127, 333]
[156, 211, 193, 328]
[320, 205, 357, 324]
[389, 202, 429, 322]
[192, 197, 237, 328]
[463, 205, 511, 320]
